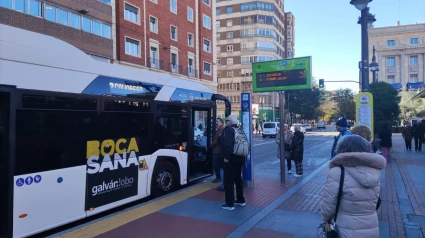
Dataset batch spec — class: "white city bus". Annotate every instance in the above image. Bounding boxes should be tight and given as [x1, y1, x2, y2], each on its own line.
[0, 24, 231, 238]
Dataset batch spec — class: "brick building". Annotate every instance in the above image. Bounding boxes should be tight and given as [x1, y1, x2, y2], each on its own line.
[0, 0, 113, 62]
[114, 0, 217, 91]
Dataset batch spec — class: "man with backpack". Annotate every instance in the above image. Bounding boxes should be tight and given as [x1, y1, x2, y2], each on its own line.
[331, 117, 351, 159]
[218, 114, 246, 211]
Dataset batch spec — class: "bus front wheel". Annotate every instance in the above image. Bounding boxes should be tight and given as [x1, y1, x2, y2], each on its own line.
[151, 161, 178, 197]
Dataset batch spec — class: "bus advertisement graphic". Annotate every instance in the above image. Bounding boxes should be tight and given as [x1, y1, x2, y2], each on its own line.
[85, 137, 140, 210]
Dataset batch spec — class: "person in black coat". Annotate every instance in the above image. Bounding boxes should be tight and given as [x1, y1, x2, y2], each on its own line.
[218, 114, 246, 211]
[379, 123, 392, 163]
[291, 125, 305, 177]
[413, 122, 423, 151]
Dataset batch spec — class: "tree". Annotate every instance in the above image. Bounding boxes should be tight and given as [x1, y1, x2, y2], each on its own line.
[287, 79, 325, 120]
[399, 91, 425, 121]
[331, 88, 356, 120]
[368, 82, 401, 132]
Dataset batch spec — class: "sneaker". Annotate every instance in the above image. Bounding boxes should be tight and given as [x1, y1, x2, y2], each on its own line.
[221, 204, 235, 211]
[294, 174, 303, 177]
[212, 178, 220, 183]
[234, 201, 246, 207]
[287, 170, 293, 174]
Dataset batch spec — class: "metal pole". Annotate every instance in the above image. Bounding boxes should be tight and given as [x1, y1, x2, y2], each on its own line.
[272, 92, 275, 122]
[279, 91, 286, 186]
[361, 8, 370, 91]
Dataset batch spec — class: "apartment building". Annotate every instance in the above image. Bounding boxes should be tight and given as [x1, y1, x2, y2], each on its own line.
[215, 0, 288, 120]
[285, 12, 295, 58]
[0, 0, 113, 62]
[114, 0, 217, 91]
[368, 22, 425, 90]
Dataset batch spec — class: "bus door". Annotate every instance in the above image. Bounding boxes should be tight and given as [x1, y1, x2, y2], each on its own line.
[188, 106, 214, 182]
[0, 91, 10, 237]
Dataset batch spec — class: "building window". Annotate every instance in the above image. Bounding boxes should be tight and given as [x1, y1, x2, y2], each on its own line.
[170, 26, 178, 40]
[29, 0, 42, 17]
[188, 57, 195, 76]
[82, 17, 92, 33]
[227, 45, 233, 52]
[150, 0, 158, 3]
[203, 15, 211, 29]
[149, 46, 159, 68]
[14, 0, 27, 12]
[387, 57, 395, 67]
[387, 75, 395, 84]
[227, 19, 233, 27]
[203, 39, 210, 52]
[409, 56, 418, 65]
[58, 8, 68, 26]
[226, 6, 233, 13]
[102, 24, 111, 39]
[170, 0, 177, 13]
[188, 33, 193, 46]
[0, 0, 12, 8]
[124, 3, 139, 23]
[216, 8, 220, 15]
[170, 52, 178, 73]
[70, 13, 81, 29]
[217, 59, 221, 65]
[93, 21, 101, 36]
[45, 4, 57, 22]
[187, 7, 193, 22]
[410, 74, 418, 83]
[125, 37, 140, 57]
[150, 16, 158, 33]
[203, 0, 210, 6]
[216, 21, 220, 28]
[410, 38, 419, 45]
[227, 58, 233, 65]
[204, 62, 211, 75]
[387, 40, 395, 47]
[226, 32, 233, 39]
[227, 71, 233, 77]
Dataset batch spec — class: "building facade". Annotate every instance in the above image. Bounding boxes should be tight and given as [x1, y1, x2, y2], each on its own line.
[285, 12, 295, 58]
[368, 22, 425, 90]
[215, 0, 289, 120]
[0, 0, 113, 62]
[114, 0, 217, 91]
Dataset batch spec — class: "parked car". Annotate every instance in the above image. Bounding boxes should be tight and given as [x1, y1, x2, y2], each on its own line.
[291, 123, 306, 134]
[262, 122, 280, 138]
[303, 124, 312, 131]
[317, 121, 326, 129]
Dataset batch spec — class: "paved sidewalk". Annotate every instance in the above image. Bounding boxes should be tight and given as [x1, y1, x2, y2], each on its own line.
[56, 134, 425, 238]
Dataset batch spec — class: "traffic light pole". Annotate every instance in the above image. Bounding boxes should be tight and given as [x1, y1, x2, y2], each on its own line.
[322, 80, 360, 84]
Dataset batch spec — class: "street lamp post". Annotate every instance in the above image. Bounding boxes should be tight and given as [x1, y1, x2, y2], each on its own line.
[350, 0, 376, 91]
[369, 45, 380, 82]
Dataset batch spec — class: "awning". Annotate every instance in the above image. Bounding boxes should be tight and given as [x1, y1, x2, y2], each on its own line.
[407, 82, 424, 90]
[391, 83, 402, 89]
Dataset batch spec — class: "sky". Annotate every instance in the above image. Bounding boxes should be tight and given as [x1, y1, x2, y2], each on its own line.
[285, 0, 425, 93]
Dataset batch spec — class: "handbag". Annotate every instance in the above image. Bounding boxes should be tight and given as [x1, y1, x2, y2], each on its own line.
[317, 166, 345, 238]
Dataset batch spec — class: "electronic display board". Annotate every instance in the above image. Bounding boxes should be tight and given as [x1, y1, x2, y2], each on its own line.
[252, 56, 312, 92]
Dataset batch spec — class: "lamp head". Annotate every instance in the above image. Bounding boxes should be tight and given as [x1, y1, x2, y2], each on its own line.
[350, 0, 372, 11]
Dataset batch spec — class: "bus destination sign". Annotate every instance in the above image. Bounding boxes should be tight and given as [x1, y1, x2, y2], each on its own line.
[252, 56, 312, 92]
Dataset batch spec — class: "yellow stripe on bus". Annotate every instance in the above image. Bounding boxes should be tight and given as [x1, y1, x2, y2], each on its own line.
[59, 182, 216, 238]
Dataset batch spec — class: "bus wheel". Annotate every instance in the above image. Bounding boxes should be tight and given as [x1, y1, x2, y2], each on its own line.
[152, 161, 178, 196]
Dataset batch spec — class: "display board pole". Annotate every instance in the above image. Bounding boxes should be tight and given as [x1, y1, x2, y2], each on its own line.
[278, 91, 286, 186]
[241, 93, 254, 188]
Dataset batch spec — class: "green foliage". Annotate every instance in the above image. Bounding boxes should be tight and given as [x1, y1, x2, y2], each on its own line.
[399, 91, 425, 120]
[287, 79, 325, 120]
[368, 82, 401, 132]
[331, 88, 356, 120]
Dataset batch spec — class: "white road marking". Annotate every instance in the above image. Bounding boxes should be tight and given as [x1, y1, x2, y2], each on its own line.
[253, 141, 275, 146]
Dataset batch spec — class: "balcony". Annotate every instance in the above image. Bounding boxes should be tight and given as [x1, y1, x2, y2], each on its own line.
[169, 64, 183, 74]
[185, 68, 199, 78]
[148, 58, 164, 70]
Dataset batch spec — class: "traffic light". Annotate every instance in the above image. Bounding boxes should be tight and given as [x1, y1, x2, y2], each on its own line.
[319, 79, 325, 88]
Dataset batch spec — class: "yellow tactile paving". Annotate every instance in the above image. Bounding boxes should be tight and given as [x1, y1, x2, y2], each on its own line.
[58, 182, 217, 238]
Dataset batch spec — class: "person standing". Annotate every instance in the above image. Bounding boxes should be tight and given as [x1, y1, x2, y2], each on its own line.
[331, 117, 351, 159]
[402, 122, 413, 151]
[351, 125, 377, 153]
[321, 135, 386, 238]
[419, 119, 425, 149]
[378, 123, 392, 163]
[211, 118, 224, 188]
[291, 125, 304, 177]
[218, 115, 246, 211]
[276, 124, 294, 174]
[412, 122, 422, 151]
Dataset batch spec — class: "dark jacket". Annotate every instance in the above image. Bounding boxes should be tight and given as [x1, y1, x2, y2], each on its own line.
[218, 124, 245, 161]
[402, 126, 413, 140]
[379, 128, 392, 148]
[419, 122, 425, 138]
[211, 124, 224, 154]
[291, 131, 304, 161]
[412, 124, 422, 137]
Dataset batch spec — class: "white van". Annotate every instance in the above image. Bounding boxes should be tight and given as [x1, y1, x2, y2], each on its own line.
[262, 122, 280, 138]
[317, 121, 326, 129]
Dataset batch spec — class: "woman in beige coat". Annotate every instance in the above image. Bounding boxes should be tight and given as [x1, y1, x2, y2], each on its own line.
[321, 135, 386, 238]
[276, 124, 294, 173]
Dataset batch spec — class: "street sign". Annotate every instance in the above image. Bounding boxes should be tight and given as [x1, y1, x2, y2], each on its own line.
[355, 92, 374, 135]
[252, 56, 312, 92]
[241, 93, 253, 188]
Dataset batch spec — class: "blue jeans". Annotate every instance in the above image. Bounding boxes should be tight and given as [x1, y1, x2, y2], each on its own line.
[219, 168, 224, 188]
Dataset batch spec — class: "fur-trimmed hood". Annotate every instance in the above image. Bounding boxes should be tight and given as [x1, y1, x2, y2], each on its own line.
[330, 152, 386, 188]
